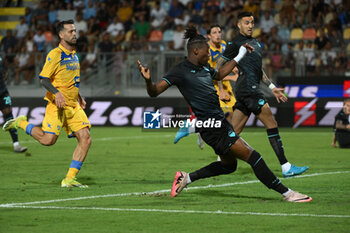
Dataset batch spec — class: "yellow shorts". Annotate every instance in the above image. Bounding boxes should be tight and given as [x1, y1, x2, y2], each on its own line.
[42, 102, 91, 138]
[214, 80, 236, 114]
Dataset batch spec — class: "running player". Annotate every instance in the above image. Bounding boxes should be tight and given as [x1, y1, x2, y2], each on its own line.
[138, 26, 312, 202]
[216, 12, 308, 177]
[174, 25, 237, 148]
[3, 20, 91, 187]
[0, 56, 27, 153]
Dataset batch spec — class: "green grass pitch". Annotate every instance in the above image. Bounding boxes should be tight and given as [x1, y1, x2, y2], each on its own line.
[0, 127, 349, 233]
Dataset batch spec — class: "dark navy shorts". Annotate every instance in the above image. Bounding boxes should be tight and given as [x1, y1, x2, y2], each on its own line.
[198, 118, 240, 155]
[233, 94, 267, 116]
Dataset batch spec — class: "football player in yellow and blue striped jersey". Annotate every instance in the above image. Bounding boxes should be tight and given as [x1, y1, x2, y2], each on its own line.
[207, 25, 236, 116]
[3, 20, 91, 188]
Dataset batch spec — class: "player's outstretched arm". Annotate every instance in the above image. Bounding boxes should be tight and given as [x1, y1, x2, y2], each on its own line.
[138, 60, 169, 97]
[215, 43, 254, 80]
[261, 69, 287, 103]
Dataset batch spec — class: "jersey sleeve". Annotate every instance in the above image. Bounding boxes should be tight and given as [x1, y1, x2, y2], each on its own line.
[162, 65, 183, 86]
[39, 50, 59, 80]
[222, 41, 239, 61]
[208, 65, 217, 79]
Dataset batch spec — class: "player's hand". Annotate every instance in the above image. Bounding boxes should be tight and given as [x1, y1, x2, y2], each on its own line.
[219, 89, 231, 102]
[272, 87, 288, 103]
[137, 60, 150, 80]
[79, 96, 86, 109]
[55, 92, 66, 108]
[242, 43, 254, 53]
[332, 141, 337, 148]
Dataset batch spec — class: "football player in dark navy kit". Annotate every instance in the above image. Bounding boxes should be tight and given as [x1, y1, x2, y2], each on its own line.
[332, 98, 350, 148]
[138, 26, 312, 202]
[0, 56, 27, 153]
[216, 12, 308, 178]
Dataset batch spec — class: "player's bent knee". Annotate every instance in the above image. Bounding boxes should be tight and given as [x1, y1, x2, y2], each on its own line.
[40, 137, 57, 146]
[221, 159, 237, 174]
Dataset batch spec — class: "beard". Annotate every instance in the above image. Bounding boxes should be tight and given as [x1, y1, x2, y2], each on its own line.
[65, 39, 76, 47]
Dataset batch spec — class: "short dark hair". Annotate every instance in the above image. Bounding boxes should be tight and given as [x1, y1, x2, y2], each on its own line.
[56, 19, 74, 38]
[183, 26, 207, 52]
[207, 24, 222, 35]
[237, 12, 253, 20]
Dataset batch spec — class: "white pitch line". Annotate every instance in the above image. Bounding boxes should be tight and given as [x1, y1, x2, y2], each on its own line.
[1, 170, 349, 207]
[0, 134, 173, 145]
[4, 205, 350, 218]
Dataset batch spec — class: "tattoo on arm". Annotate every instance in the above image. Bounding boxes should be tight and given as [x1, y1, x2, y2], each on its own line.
[261, 69, 273, 86]
[40, 78, 59, 94]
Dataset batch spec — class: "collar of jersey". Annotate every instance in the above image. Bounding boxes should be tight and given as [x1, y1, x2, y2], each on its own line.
[58, 43, 76, 55]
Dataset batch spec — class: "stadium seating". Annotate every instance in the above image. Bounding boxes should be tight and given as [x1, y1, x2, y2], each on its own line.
[290, 28, 303, 40]
[303, 28, 317, 40]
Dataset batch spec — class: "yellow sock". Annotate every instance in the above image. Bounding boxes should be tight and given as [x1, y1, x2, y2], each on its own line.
[65, 168, 79, 180]
[19, 120, 29, 131]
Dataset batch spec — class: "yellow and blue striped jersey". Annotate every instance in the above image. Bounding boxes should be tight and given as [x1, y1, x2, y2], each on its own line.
[208, 40, 226, 68]
[39, 43, 80, 107]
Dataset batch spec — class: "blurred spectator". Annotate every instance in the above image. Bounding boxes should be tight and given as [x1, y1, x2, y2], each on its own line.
[14, 46, 34, 85]
[148, 26, 163, 43]
[128, 32, 142, 51]
[107, 16, 124, 40]
[151, 1, 168, 28]
[117, 0, 133, 32]
[168, 0, 184, 26]
[32, 1, 48, 27]
[75, 13, 88, 37]
[134, 0, 150, 21]
[320, 41, 337, 74]
[76, 31, 88, 53]
[328, 29, 344, 49]
[86, 17, 100, 42]
[267, 27, 281, 51]
[335, 51, 348, 75]
[309, 0, 325, 23]
[268, 43, 283, 80]
[280, 0, 296, 27]
[172, 24, 185, 50]
[284, 42, 295, 76]
[24, 8, 32, 26]
[72, 0, 84, 10]
[304, 41, 316, 76]
[260, 10, 275, 34]
[4, 0, 22, 7]
[97, 2, 110, 29]
[14, 17, 29, 40]
[162, 26, 175, 42]
[33, 29, 46, 52]
[25, 31, 34, 52]
[206, 0, 220, 23]
[314, 29, 329, 50]
[243, 0, 259, 22]
[134, 15, 150, 39]
[48, 4, 57, 25]
[81, 41, 97, 78]
[84, 0, 97, 20]
[294, 40, 306, 77]
[174, 11, 190, 26]
[295, 0, 308, 25]
[0, 30, 17, 52]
